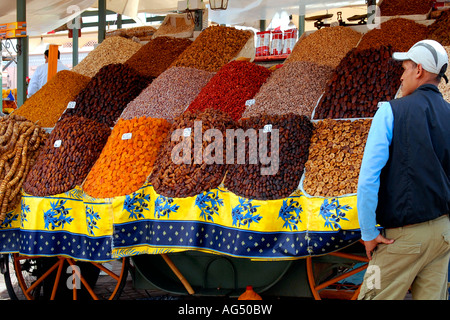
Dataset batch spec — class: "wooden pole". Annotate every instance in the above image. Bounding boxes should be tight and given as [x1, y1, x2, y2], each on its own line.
[161, 254, 195, 295]
[47, 44, 59, 82]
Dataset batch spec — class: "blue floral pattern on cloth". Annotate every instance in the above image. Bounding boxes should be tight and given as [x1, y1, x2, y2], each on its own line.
[195, 190, 224, 222]
[43, 199, 73, 230]
[231, 198, 261, 229]
[319, 198, 351, 230]
[124, 190, 151, 220]
[155, 195, 179, 219]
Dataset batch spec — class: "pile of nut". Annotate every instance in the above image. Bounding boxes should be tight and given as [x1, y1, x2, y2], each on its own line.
[125, 36, 193, 78]
[428, 10, 450, 46]
[171, 26, 253, 72]
[242, 61, 333, 118]
[186, 60, 272, 121]
[23, 116, 111, 197]
[13, 70, 91, 128]
[62, 64, 152, 127]
[303, 119, 372, 198]
[379, 0, 434, 16]
[72, 36, 142, 78]
[286, 26, 361, 69]
[224, 113, 314, 200]
[149, 109, 236, 198]
[357, 18, 428, 52]
[120, 66, 215, 123]
[0, 115, 47, 220]
[314, 45, 402, 119]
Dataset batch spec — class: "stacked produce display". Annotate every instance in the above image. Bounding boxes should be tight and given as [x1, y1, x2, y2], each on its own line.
[2, 1, 449, 263]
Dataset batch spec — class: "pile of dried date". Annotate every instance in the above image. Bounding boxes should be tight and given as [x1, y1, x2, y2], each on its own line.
[23, 116, 111, 197]
[224, 113, 314, 200]
[149, 109, 236, 198]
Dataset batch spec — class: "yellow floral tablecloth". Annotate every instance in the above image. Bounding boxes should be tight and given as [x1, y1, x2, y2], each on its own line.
[0, 183, 362, 262]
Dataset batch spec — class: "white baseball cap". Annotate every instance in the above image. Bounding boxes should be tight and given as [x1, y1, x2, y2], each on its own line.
[392, 39, 448, 84]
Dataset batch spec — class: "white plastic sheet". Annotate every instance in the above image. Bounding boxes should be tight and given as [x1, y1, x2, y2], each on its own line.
[0, 0, 367, 36]
[208, 0, 367, 25]
[0, 0, 96, 36]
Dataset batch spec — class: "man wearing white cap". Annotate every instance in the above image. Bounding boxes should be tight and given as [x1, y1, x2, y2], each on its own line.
[357, 39, 450, 300]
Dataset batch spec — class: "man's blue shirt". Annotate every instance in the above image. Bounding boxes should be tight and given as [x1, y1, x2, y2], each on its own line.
[357, 102, 394, 241]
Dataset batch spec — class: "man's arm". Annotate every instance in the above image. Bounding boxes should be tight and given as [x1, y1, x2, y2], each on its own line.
[357, 102, 394, 241]
[27, 65, 44, 98]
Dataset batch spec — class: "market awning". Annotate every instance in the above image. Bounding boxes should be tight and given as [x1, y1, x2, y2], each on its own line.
[0, 0, 368, 36]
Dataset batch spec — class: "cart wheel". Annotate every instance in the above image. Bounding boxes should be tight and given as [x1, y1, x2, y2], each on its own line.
[306, 241, 369, 300]
[12, 254, 129, 300]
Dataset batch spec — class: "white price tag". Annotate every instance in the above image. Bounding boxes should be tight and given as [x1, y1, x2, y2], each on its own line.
[54, 140, 62, 148]
[183, 128, 192, 137]
[67, 101, 76, 109]
[122, 133, 132, 140]
[245, 99, 255, 106]
[263, 124, 272, 133]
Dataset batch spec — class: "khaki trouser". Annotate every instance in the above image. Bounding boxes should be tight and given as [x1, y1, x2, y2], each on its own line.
[358, 215, 450, 300]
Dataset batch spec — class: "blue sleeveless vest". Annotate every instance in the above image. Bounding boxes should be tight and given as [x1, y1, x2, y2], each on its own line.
[376, 84, 450, 228]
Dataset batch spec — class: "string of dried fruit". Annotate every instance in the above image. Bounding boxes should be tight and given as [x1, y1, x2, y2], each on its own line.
[171, 26, 253, 72]
[23, 116, 111, 197]
[242, 61, 333, 118]
[125, 36, 193, 78]
[186, 61, 271, 121]
[61, 64, 152, 127]
[314, 45, 402, 119]
[83, 116, 171, 198]
[0, 114, 47, 221]
[120, 66, 215, 123]
[224, 113, 314, 200]
[12, 70, 91, 128]
[72, 36, 142, 78]
[302, 119, 372, 198]
[357, 18, 428, 52]
[149, 109, 236, 198]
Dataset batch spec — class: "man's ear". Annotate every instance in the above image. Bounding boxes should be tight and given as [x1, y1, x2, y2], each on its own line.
[416, 63, 424, 78]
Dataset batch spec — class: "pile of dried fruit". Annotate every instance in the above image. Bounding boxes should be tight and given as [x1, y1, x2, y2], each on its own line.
[303, 119, 371, 198]
[286, 26, 361, 69]
[224, 113, 314, 200]
[120, 66, 215, 123]
[438, 46, 450, 102]
[379, 0, 433, 16]
[428, 10, 450, 46]
[13, 70, 91, 128]
[242, 61, 333, 118]
[0, 115, 47, 220]
[72, 36, 142, 78]
[125, 36, 192, 78]
[149, 109, 236, 198]
[186, 61, 271, 121]
[314, 46, 402, 119]
[23, 116, 111, 197]
[171, 26, 253, 72]
[357, 18, 428, 52]
[62, 64, 152, 127]
[83, 117, 171, 198]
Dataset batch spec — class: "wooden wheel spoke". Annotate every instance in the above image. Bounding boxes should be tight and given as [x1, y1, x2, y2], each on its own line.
[25, 257, 64, 296]
[66, 259, 99, 300]
[90, 262, 120, 281]
[307, 244, 369, 300]
[13, 255, 128, 300]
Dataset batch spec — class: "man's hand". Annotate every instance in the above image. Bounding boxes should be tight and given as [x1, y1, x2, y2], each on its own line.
[363, 234, 394, 260]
